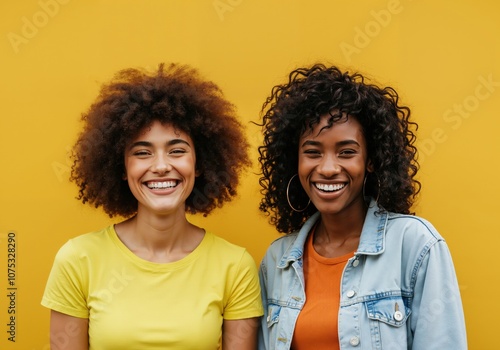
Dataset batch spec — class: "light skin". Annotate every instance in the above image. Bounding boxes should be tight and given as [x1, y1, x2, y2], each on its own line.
[50, 121, 258, 349]
[50, 312, 259, 350]
[49, 311, 88, 350]
[298, 114, 373, 258]
[118, 120, 204, 263]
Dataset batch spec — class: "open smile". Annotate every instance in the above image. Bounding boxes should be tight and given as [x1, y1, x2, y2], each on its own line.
[145, 180, 178, 189]
[314, 182, 346, 192]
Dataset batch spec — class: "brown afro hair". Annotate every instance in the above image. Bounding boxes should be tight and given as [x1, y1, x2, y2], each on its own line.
[71, 63, 251, 217]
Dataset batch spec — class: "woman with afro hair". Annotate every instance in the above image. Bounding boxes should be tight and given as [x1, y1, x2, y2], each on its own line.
[42, 63, 263, 349]
[257, 64, 466, 349]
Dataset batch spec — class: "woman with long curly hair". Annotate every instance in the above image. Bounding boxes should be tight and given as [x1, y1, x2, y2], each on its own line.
[257, 64, 466, 349]
[42, 63, 263, 349]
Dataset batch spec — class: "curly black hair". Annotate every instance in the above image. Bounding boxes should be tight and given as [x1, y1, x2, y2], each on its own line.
[71, 63, 250, 218]
[257, 64, 420, 234]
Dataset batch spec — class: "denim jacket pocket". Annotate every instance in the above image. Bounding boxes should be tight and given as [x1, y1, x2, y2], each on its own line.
[365, 296, 411, 327]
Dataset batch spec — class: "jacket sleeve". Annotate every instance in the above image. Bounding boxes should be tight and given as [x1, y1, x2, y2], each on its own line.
[258, 257, 270, 350]
[410, 240, 467, 349]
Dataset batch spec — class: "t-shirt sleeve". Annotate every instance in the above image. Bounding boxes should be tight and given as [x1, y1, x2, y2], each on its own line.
[41, 240, 89, 318]
[223, 250, 264, 320]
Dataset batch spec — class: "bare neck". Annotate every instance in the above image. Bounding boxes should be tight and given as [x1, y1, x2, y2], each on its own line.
[115, 208, 204, 263]
[313, 201, 367, 258]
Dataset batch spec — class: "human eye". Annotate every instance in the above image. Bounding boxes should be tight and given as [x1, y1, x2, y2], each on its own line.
[302, 148, 321, 157]
[132, 149, 152, 157]
[169, 148, 187, 156]
[339, 149, 357, 157]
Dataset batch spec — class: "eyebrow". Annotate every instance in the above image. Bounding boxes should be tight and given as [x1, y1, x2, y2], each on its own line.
[301, 139, 361, 148]
[128, 139, 192, 150]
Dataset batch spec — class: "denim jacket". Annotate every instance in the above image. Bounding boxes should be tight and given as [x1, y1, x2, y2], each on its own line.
[258, 201, 467, 349]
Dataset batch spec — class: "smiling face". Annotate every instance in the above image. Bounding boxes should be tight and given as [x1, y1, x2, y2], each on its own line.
[124, 121, 197, 217]
[298, 114, 372, 218]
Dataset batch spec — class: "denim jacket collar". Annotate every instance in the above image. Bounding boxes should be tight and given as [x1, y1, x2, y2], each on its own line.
[277, 199, 388, 268]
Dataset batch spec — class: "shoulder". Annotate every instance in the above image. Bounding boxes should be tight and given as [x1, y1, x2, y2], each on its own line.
[383, 212, 449, 263]
[268, 232, 299, 250]
[204, 233, 256, 265]
[54, 226, 114, 261]
[262, 212, 319, 263]
[261, 232, 299, 262]
[386, 212, 444, 242]
[207, 232, 246, 254]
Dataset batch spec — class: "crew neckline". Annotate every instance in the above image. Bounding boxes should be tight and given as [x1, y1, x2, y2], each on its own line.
[107, 225, 210, 272]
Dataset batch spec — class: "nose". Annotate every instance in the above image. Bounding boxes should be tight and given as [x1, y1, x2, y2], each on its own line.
[150, 154, 172, 174]
[317, 155, 341, 177]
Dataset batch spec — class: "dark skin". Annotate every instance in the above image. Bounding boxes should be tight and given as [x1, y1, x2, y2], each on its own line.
[298, 115, 372, 258]
[313, 198, 367, 258]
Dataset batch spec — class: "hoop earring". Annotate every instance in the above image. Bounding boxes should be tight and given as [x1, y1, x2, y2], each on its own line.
[363, 173, 380, 206]
[286, 174, 311, 212]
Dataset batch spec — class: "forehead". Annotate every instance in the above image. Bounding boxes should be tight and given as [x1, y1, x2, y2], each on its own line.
[133, 121, 192, 142]
[300, 115, 365, 141]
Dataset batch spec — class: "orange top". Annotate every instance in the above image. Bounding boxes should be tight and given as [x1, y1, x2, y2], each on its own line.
[291, 229, 355, 350]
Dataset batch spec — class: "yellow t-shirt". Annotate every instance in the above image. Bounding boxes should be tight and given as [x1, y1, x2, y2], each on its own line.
[42, 226, 263, 350]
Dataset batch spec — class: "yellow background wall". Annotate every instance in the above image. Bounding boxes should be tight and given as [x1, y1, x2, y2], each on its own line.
[1, 0, 498, 348]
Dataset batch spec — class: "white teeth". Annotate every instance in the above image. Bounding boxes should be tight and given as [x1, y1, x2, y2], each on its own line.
[315, 183, 345, 192]
[146, 181, 176, 189]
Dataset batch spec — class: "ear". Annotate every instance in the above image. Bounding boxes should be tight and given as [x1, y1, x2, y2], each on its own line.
[366, 159, 374, 173]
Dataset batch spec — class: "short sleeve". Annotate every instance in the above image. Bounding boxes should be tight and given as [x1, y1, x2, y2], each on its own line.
[223, 250, 264, 320]
[41, 240, 89, 318]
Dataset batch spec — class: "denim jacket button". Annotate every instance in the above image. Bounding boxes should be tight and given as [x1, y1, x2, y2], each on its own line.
[394, 310, 403, 321]
[349, 336, 360, 346]
[346, 290, 356, 298]
[352, 259, 359, 267]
